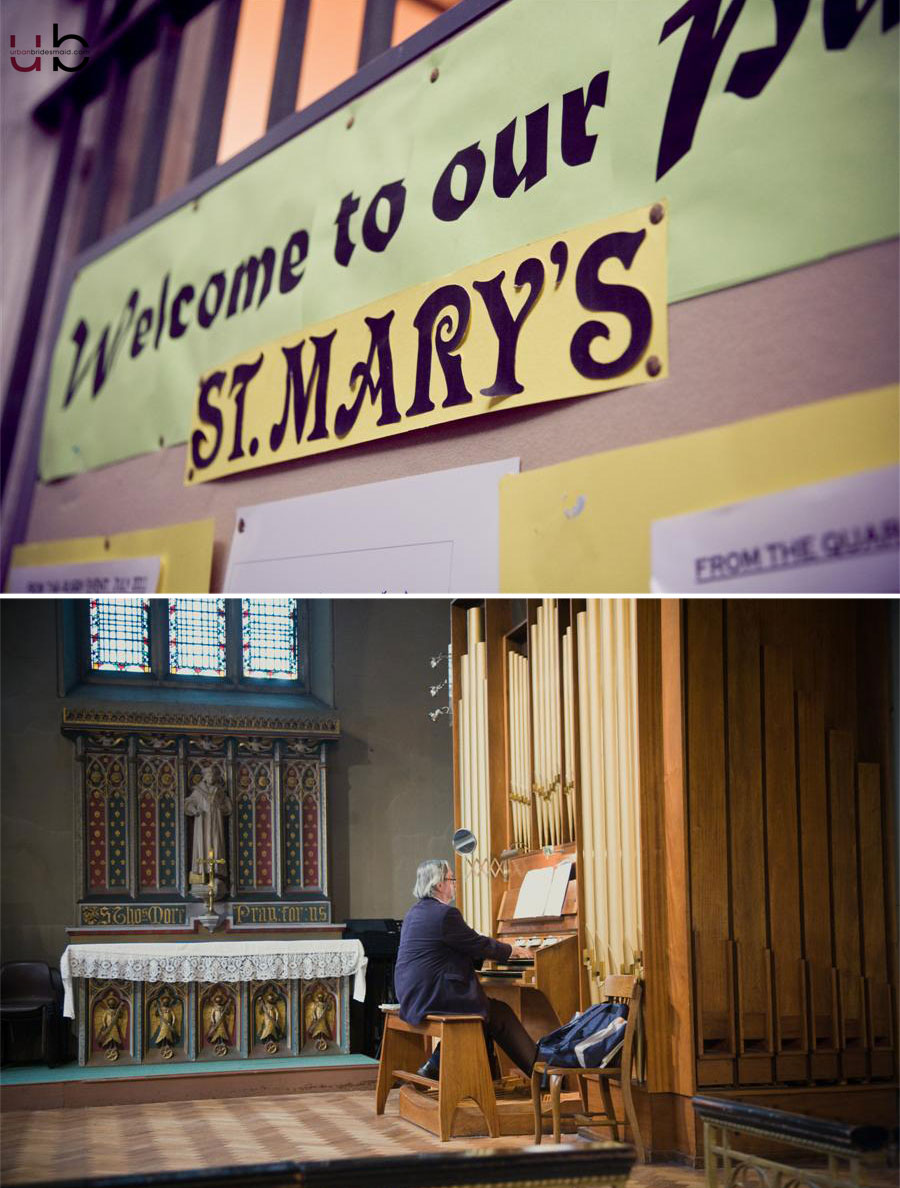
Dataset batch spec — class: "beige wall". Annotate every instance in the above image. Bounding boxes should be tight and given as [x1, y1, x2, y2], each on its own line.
[330, 598, 454, 923]
[0, 598, 453, 967]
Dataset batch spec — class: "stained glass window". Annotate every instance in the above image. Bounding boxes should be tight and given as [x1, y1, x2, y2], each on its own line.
[89, 598, 150, 672]
[241, 599, 298, 680]
[168, 598, 226, 676]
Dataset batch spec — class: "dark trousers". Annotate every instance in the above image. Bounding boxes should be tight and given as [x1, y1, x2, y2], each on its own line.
[484, 997, 537, 1076]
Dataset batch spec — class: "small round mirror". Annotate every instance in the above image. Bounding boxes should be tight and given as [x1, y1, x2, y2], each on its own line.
[451, 827, 477, 855]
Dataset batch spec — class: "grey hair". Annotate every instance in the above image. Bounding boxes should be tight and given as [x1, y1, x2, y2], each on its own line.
[413, 858, 451, 900]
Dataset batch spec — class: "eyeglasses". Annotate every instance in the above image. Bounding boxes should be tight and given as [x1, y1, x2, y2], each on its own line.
[444, 875, 457, 883]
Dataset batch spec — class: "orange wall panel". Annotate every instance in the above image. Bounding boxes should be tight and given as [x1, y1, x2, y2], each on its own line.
[218, 0, 285, 163]
[297, 0, 365, 112]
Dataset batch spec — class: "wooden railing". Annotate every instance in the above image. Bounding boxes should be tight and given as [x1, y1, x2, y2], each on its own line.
[19, 1141, 636, 1188]
[693, 1095, 891, 1188]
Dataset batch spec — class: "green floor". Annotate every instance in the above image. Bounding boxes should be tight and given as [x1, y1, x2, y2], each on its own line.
[0, 1052, 377, 1085]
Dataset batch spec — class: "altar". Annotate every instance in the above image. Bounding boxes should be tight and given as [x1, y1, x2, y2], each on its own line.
[63, 939, 366, 1066]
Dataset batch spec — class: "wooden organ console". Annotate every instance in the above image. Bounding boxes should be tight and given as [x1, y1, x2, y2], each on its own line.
[479, 845, 580, 1046]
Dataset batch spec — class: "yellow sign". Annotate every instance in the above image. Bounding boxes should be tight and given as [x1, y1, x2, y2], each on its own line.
[499, 385, 900, 593]
[7, 518, 214, 593]
[185, 205, 667, 484]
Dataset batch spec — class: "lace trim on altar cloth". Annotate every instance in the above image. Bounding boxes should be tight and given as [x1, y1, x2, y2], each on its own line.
[61, 941, 366, 1017]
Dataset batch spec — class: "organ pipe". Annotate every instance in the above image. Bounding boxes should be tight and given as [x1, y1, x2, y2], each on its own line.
[577, 599, 643, 1002]
[458, 607, 492, 936]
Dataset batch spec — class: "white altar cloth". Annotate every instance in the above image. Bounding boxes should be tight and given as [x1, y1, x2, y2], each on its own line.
[61, 940, 367, 1018]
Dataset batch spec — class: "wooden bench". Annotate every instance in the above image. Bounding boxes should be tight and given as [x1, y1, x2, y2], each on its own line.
[375, 1007, 499, 1141]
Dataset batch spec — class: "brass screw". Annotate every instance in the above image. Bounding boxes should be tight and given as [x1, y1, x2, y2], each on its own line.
[646, 355, 662, 377]
[649, 203, 665, 225]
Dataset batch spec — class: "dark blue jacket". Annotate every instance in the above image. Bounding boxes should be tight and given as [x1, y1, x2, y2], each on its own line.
[394, 896, 513, 1025]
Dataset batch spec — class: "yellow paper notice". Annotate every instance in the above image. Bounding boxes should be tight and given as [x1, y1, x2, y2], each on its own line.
[185, 205, 667, 484]
[499, 386, 900, 593]
[8, 519, 214, 593]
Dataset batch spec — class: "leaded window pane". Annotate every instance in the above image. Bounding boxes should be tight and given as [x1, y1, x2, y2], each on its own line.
[241, 598, 297, 680]
[168, 598, 226, 677]
[89, 598, 150, 672]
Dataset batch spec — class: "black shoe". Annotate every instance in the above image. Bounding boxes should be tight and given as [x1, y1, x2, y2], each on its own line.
[417, 1057, 440, 1080]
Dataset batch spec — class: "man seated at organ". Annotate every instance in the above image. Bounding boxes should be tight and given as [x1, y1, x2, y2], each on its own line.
[394, 858, 537, 1079]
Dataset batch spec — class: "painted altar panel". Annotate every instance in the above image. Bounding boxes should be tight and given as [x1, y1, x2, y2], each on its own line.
[78, 974, 349, 1066]
[68, 713, 336, 914]
[84, 752, 129, 894]
[235, 756, 276, 894]
[283, 758, 323, 893]
[137, 755, 179, 894]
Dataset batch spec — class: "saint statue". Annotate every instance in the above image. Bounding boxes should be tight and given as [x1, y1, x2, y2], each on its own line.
[152, 992, 179, 1047]
[304, 985, 335, 1051]
[258, 990, 283, 1047]
[184, 769, 232, 891]
[97, 994, 127, 1053]
[206, 991, 232, 1047]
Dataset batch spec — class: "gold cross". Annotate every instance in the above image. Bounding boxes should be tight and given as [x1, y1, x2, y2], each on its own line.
[204, 849, 226, 914]
[203, 849, 225, 878]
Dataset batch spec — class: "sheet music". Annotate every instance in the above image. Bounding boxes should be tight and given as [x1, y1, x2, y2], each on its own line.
[513, 867, 554, 918]
[513, 861, 572, 919]
[545, 860, 573, 917]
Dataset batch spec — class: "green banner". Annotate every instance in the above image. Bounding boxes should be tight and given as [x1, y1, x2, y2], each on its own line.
[40, 0, 899, 480]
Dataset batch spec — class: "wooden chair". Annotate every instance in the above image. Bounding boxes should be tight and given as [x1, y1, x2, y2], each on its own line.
[530, 974, 645, 1160]
[375, 1006, 499, 1141]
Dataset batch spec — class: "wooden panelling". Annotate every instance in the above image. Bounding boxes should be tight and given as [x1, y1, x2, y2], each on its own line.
[855, 605, 898, 996]
[828, 729, 866, 1078]
[685, 603, 731, 1071]
[724, 604, 772, 1077]
[156, 6, 218, 203]
[762, 645, 805, 1066]
[796, 689, 837, 1065]
[680, 600, 895, 1096]
[637, 600, 694, 1098]
[685, 603, 729, 939]
[693, 931, 735, 1070]
[858, 762, 888, 985]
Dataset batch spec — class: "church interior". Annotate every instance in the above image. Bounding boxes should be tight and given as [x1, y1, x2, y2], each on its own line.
[0, 595, 897, 1186]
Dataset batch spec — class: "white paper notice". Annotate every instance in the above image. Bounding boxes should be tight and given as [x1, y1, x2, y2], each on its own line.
[224, 458, 520, 593]
[651, 467, 899, 594]
[7, 556, 161, 594]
